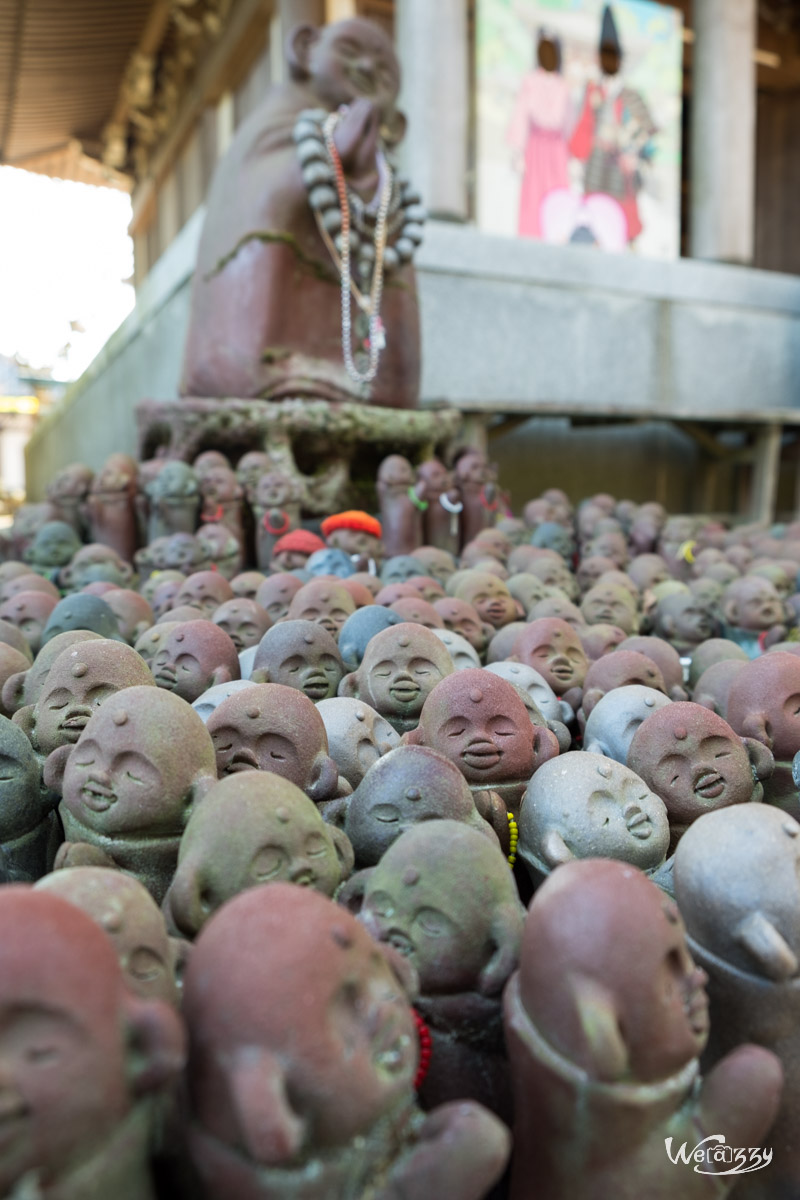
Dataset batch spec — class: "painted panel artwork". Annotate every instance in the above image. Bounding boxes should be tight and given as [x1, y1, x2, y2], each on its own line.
[476, 0, 683, 258]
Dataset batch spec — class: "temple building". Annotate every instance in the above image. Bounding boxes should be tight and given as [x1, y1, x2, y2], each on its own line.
[6, 0, 800, 518]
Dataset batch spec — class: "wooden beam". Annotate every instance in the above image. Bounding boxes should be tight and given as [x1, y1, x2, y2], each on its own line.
[130, 0, 272, 233]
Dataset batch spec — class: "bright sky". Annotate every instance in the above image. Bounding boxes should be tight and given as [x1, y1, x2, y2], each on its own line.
[0, 166, 135, 382]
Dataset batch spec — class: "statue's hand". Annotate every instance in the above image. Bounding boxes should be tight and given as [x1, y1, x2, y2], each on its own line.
[333, 97, 381, 185]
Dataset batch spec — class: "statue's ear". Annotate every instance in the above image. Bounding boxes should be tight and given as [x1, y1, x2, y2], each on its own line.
[573, 976, 629, 1082]
[1, 671, 27, 714]
[224, 1045, 306, 1165]
[43, 743, 73, 793]
[210, 665, 234, 687]
[722, 598, 739, 625]
[478, 903, 523, 997]
[540, 827, 574, 869]
[124, 994, 185, 1098]
[744, 737, 774, 782]
[328, 824, 355, 879]
[307, 753, 338, 803]
[185, 772, 217, 823]
[250, 667, 270, 684]
[13, 704, 36, 742]
[336, 867, 373, 915]
[286, 22, 319, 81]
[337, 672, 359, 699]
[735, 911, 799, 981]
[738, 711, 771, 749]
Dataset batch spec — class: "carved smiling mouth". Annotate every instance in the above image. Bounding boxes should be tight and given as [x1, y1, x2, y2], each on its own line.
[463, 741, 501, 770]
[59, 708, 92, 740]
[694, 771, 725, 800]
[685, 985, 709, 1037]
[81, 782, 116, 812]
[154, 667, 177, 689]
[625, 807, 652, 839]
[485, 602, 507, 624]
[550, 664, 573, 683]
[302, 674, 330, 699]
[389, 682, 419, 704]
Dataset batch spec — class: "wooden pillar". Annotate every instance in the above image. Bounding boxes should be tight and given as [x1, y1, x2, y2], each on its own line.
[749, 424, 782, 524]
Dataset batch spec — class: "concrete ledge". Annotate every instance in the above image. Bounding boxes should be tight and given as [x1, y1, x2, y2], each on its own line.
[25, 217, 800, 499]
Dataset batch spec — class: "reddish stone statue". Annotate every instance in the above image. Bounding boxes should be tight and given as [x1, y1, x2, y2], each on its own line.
[181, 18, 420, 408]
[14, 638, 156, 762]
[198, 465, 245, 544]
[181, 885, 509, 1199]
[163, 771, 354, 939]
[505, 858, 782, 1200]
[726, 652, 800, 811]
[512, 617, 589, 711]
[286, 577, 356, 638]
[0, 887, 185, 1200]
[252, 469, 306, 572]
[52, 686, 218, 903]
[377, 455, 426, 557]
[454, 452, 500, 547]
[151, 619, 241, 704]
[452, 570, 519, 630]
[416, 458, 462, 557]
[36, 866, 182, 1007]
[406, 668, 560, 812]
[269, 528, 325, 573]
[212, 597, 272, 652]
[256, 572, 305, 621]
[628, 702, 773, 851]
[339, 623, 454, 734]
[85, 452, 140, 564]
[357, 819, 523, 1120]
[675, 804, 800, 1200]
[207, 683, 343, 802]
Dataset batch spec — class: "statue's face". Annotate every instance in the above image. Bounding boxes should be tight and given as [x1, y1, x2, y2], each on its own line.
[458, 576, 516, 630]
[174, 573, 232, 618]
[0, 954, 129, 1195]
[662, 597, 714, 645]
[201, 467, 240, 504]
[0, 595, 55, 655]
[36, 647, 152, 755]
[163, 534, 203, 573]
[36, 870, 178, 1006]
[516, 621, 588, 695]
[729, 579, 784, 631]
[62, 711, 197, 836]
[28, 524, 80, 567]
[633, 718, 755, 824]
[208, 695, 321, 788]
[526, 755, 670, 871]
[257, 574, 304, 621]
[435, 599, 486, 653]
[362, 870, 492, 994]
[212, 600, 270, 653]
[152, 624, 235, 704]
[287, 581, 354, 638]
[581, 584, 636, 633]
[266, 625, 344, 701]
[327, 527, 380, 557]
[0, 722, 40, 841]
[358, 631, 450, 721]
[426, 688, 532, 784]
[317, 699, 399, 787]
[170, 799, 343, 938]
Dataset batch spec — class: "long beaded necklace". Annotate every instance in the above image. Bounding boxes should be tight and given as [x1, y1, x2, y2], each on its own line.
[322, 109, 392, 386]
[294, 106, 427, 389]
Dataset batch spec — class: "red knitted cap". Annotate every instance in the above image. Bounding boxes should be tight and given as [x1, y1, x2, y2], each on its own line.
[321, 511, 382, 539]
[272, 529, 326, 556]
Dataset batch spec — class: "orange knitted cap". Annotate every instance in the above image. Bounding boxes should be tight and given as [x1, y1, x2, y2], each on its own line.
[321, 511, 382, 539]
[272, 529, 326, 555]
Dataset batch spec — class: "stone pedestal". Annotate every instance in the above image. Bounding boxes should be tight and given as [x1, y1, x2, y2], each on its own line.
[136, 397, 464, 515]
